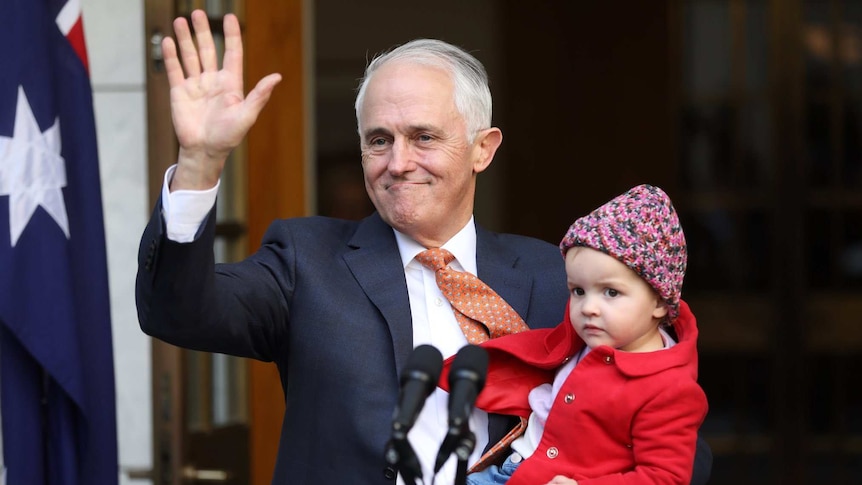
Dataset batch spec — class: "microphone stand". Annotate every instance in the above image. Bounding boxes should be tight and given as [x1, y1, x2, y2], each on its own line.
[385, 429, 423, 485]
[453, 430, 476, 485]
[434, 421, 476, 485]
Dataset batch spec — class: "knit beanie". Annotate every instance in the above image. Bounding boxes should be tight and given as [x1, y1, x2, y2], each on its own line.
[559, 184, 687, 321]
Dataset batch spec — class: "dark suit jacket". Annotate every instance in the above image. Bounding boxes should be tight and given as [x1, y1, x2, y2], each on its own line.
[136, 206, 712, 484]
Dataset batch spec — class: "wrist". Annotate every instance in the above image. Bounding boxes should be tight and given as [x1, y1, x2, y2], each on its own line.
[170, 148, 225, 191]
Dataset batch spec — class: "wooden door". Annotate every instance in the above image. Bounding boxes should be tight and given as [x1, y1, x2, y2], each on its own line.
[144, 0, 307, 483]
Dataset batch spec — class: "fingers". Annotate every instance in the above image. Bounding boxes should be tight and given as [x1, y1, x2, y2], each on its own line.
[172, 15, 200, 78]
[163, 8, 280, 128]
[169, 9, 218, 81]
[243, 73, 283, 119]
[161, 37, 185, 88]
[222, 13, 244, 82]
[191, 10, 218, 73]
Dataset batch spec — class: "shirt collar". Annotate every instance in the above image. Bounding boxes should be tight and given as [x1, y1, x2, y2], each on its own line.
[394, 216, 478, 274]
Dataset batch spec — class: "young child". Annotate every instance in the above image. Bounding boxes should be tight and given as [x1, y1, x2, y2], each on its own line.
[445, 184, 707, 485]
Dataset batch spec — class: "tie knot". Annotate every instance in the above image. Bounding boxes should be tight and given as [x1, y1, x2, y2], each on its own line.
[415, 248, 455, 271]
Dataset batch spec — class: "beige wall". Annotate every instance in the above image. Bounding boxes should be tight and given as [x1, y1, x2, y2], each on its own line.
[82, 1, 151, 483]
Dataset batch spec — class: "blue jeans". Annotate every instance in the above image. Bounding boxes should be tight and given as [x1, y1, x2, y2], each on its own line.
[465, 453, 522, 485]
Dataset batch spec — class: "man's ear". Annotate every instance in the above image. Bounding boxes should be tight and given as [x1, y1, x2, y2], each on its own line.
[472, 127, 502, 174]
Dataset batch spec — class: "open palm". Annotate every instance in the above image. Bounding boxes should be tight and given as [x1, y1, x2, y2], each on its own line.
[162, 10, 281, 188]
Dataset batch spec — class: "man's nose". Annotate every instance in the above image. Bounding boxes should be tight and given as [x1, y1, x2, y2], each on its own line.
[387, 139, 415, 174]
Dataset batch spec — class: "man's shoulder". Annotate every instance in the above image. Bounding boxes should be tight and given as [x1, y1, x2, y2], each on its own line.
[262, 213, 403, 255]
[479, 222, 555, 244]
[273, 215, 361, 231]
[262, 215, 366, 248]
[479, 228, 561, 262]
[493, 231, 558, 250]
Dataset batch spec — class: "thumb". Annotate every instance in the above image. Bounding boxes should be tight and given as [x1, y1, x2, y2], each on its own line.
[243, 73, 283, 120]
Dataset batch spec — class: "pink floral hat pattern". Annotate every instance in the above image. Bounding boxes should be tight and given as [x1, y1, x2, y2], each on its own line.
[559, 184, 687, 321]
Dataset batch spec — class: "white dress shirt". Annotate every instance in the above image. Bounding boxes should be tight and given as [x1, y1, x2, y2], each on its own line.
[393, 222, 489, 485]
[159, 166, 488, 485]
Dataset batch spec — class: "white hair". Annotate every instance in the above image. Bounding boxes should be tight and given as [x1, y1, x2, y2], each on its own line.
[354, 39, 493, 143]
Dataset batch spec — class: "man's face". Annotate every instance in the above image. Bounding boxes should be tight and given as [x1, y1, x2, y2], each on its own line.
[358, 61, 500, 247]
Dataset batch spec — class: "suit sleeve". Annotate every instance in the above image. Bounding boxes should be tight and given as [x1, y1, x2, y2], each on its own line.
[690, 432, 713, 485]
[135, 199, 290, 361]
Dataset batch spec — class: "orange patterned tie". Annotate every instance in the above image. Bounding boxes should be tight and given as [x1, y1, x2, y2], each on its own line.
[415, 248, 530, 344]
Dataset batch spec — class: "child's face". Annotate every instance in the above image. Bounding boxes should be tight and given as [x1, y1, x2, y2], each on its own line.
[565, 247, 668, 352]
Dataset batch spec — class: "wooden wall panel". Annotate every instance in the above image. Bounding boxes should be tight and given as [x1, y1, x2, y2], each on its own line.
[244, 1, 307, 484]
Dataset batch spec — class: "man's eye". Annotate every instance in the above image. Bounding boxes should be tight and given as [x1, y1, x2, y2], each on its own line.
[371, 138, 387, 146]
[417, 134, 432, 142]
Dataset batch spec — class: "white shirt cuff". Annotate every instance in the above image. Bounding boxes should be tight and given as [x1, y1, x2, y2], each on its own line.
[161, 164, 220, 243]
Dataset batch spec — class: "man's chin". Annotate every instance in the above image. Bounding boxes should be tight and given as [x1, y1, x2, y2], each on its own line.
[379, 209, 421, 233]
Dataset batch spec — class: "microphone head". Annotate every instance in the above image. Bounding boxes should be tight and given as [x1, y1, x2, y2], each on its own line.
[448, 344, 488, 391]
[402, 344, 444, 390]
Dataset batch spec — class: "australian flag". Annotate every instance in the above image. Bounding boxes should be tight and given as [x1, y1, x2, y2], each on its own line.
[0, 0, 118, 484]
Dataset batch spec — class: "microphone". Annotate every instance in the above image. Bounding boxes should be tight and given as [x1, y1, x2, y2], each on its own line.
[434, 344, 489, 473]
[390, 344, 444, 437]
[385, 344, 443, 485]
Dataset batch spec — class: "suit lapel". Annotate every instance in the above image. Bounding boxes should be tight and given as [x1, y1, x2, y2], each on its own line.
[342, 213, 414, 373]
[475, 225, 533, 323]
[341, 216, 540, 459]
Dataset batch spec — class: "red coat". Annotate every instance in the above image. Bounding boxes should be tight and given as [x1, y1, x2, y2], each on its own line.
[443, 300, 707, 485]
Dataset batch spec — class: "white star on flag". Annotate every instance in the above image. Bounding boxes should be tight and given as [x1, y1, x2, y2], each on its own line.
[0, 85, 69, 247]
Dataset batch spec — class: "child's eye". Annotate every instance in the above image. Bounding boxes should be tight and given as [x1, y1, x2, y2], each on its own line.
[572, 288, 585, 296]
[604, 288, 619, 297]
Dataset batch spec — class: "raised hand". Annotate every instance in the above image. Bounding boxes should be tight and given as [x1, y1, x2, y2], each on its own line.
[162, 9, 282, 190]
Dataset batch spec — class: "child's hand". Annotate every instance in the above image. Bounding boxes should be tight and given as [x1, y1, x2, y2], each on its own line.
[544, 476, 578, 485]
